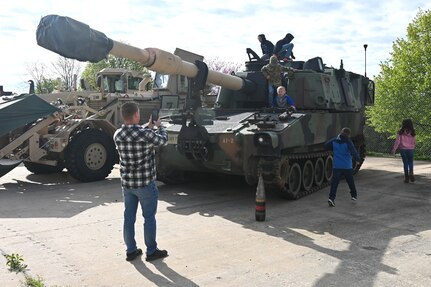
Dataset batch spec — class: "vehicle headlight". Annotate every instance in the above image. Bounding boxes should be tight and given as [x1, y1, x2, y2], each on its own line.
[253, 132, 278, 148]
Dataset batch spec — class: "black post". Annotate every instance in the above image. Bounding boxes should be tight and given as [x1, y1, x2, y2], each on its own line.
[363, 44, 368, 77]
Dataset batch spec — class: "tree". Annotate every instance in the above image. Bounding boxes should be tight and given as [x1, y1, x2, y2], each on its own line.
[51, 56, 81, 91]
[37, 78, 58, 94]
[80, 61, 109, 90]
[367, 9, 431, 141]
[204, 57, 243, 95]
[26, 62, 56, 93]
[81, 54, 150, 90]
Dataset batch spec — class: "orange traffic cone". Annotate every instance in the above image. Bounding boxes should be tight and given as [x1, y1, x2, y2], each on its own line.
[255, 174, 266, 221]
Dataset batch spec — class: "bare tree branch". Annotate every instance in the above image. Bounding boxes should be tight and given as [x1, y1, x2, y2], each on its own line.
[26, 62, 50, 93]
[51, 56, 81, 91]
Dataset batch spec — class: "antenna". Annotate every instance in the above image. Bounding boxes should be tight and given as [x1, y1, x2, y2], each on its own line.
[363, 44, 368, 77]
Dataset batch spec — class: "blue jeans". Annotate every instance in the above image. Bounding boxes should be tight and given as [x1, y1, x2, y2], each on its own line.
[122, 181, 158, 255]
[268, 84, 275, 106]
[400, 149, 414, 177]
[278, 43, 294, 59]
[329, 168, 357, 201]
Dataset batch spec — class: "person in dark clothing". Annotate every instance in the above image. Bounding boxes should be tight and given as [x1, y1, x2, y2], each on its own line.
[257, 34, 274, 61]
[273, 33, 295, 61]
[325, 127, 361, 207]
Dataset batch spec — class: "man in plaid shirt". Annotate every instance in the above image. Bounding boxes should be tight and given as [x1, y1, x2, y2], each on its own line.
[113, 102, 168, 262]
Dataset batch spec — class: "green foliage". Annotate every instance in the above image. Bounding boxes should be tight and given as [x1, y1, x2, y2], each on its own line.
[35, 78, 57, 94]
[416, 139, 431, 160]
[364, 124, 431, 160]
[80, 61, 108, 90]
[367, 9, 431, 142]
[3, 253, 55, 287]
[23, 275, 46, 287]
[105, 54, 147, 72]
[4, 253, 27, 273]
[81, 55, 150, 90]
[364, 125, 393, 153]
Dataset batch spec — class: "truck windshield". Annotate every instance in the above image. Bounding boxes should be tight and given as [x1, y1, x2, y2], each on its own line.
[154, 73, 169, 89]
[128, 76, 142, 90]
[102, 75, 125, 93]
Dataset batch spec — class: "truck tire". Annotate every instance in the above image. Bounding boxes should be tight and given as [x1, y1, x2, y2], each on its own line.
[64, 129, 116, 182]
[24, 162, 64, 174]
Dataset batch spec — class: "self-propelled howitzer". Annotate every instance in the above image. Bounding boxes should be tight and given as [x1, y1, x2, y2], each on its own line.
[36, 15, 375, 199]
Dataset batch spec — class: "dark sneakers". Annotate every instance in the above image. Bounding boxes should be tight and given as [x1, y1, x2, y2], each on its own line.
[146, 249, 168, 262]
[126, 248, 143, 261]
[328, 199, 335, 207]
[351, 197, 357, 201]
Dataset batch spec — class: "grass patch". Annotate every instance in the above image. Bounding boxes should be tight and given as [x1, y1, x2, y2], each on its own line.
[3, 252, 61, 287]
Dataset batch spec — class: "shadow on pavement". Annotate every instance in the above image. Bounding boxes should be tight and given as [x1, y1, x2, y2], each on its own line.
[0, 171, 121, 218]
[160, 165, 431, 287]
[1, 160, 430, 285]
[131, 259, 199, 287]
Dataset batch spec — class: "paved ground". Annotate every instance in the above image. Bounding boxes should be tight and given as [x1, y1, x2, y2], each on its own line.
[0, 157, 430, 287]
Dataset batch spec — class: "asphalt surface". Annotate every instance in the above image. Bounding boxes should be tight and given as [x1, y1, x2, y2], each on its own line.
[0, 156, 430, 287]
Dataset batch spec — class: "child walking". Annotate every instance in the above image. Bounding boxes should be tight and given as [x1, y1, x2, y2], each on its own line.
[391, 119, 416, 183]
[325, 127, 361, 207]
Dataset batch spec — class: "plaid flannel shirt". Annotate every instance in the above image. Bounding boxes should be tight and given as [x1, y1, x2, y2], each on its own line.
[113, 124, 168, 188]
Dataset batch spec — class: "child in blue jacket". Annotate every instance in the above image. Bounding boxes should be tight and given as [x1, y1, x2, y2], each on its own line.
[325, 127, 361, 207]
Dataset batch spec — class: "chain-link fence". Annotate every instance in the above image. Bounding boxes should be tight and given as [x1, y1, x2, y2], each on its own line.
[364, 125, 431, 160]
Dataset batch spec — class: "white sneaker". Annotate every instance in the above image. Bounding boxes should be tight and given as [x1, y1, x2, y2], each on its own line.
[328, 199, 335, 207]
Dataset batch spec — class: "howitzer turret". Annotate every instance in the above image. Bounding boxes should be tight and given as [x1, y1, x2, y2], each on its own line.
[36, 15, 375, 199]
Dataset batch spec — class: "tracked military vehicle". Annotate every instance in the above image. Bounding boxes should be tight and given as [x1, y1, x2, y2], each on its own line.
[157, 54, 375, 198]
[36, 15, 374, 198]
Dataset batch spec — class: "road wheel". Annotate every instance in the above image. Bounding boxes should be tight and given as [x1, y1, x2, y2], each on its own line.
[64, 129, 116, 182]
[324, 155, 333, 182]
[276, 156, 290, 188]
[284, 162, 302, 199]
[24, 161, 64, 174]
[302, 160, 314, 191]
[314, 157, 325, 186]
[275, 157, 292, 199]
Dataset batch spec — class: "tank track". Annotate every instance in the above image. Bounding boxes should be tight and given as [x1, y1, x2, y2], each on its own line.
[259, 146, 366, 200]
[259, 151, 332, 200]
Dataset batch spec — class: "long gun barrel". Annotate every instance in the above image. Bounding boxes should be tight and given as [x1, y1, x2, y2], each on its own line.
[36, 15, 254, 92]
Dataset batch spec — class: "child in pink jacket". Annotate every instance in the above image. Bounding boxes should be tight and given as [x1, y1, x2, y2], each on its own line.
[391, 119, 416, 183]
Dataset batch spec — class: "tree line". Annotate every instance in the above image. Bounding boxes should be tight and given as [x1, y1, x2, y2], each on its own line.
[26, 53, 241, 96]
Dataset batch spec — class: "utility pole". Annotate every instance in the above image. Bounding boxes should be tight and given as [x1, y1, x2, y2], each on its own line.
[363, 44, 368, 77]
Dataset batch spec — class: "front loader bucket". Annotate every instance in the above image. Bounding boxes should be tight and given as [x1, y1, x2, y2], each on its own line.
[0, 94, 60, 138]
[0, 95, 61, 178]
[0, 159, 22, 177]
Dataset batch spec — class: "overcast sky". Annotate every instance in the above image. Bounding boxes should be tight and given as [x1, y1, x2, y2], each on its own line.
[1, 1, 430, 93]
